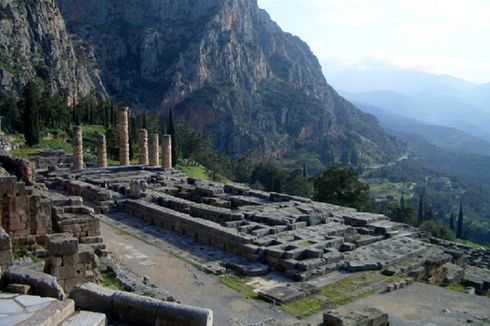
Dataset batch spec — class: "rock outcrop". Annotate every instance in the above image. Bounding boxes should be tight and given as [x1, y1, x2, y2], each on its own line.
[55, 0, 403, 164]
[0, 0, 106, 102]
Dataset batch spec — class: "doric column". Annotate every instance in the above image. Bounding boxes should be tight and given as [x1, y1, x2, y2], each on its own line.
[72, 126, 83, 170]
[96, 134, 107, 168]
[118, 107, 130, 166]
[149, 134, 159, 166]
[138, 129, 149, 165]
[162, 134, 172, 170]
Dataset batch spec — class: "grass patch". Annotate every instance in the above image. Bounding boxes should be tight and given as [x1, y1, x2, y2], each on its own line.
[218, 274, 259, 299]
[176, 159, 230, 183]
[10, 147, 41, 158]
[99, 269, 126, 291]
[280, 272, 384, 318]
[442, 283, 466, 293]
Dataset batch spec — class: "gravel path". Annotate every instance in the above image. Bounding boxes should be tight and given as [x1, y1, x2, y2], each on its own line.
[100, 213, 320, 326]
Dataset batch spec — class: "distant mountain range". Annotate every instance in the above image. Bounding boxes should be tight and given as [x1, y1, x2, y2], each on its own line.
[330, 69, 490, 142]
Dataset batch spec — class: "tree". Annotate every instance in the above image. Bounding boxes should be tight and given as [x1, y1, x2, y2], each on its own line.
[340, 150, 350, 165]
[250, 162, 288, 193]
[22, 81, 41, 146]
[417, 190, 425, 226]
[389, 196, 416, 225]
[167, 109, 177, 167]
[0, 94, 21, 133]
[313, 167, 369, 209]
[457, 200, 464, 239]
[449, 210, 455, 232]
[350, 149, 359, 166]
[284, 169, 313, 198]
[421, 220, 456, 241]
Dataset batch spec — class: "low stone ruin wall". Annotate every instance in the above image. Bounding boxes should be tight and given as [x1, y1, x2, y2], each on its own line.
[0, 227, 13, 271]
[70, 282, 213, 326]
[121, 200, 254, 258]
[44, 233, 97, 292]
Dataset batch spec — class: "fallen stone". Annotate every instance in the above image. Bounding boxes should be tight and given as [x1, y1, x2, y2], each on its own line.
[3, 266, 65, 299]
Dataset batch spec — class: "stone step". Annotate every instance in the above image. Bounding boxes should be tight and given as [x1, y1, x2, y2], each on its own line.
[60, 311, 107, 326]
[17, 298, 75, 326]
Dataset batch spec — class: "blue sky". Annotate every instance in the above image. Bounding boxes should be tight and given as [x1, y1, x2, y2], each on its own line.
[258, 0, 490, 84]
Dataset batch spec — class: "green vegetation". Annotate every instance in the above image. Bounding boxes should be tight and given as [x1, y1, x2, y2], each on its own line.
[442, 284, 466, 293]
[99, 269, 126, 291]
[314, 167, 370, 209]
[280, 272, 383, 318]
[420, 220, 456, 241]
[218, 274, 258, 299]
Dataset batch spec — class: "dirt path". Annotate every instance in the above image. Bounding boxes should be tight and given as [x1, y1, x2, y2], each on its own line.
[99, 213, 317, 326]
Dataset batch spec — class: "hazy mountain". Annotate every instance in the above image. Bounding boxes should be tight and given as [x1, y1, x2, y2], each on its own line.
[354, 101, 490, 157]
[327, 68, 475, 96]
[465, 83, 490, 111]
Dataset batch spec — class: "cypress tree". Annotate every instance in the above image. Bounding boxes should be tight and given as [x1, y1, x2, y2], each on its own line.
[417, 194, 424, 226]
[457, 200, 464, 239]
[167, 109, 177, 167]
[449, 210, 455, 232]
[23, 81, 41, 146]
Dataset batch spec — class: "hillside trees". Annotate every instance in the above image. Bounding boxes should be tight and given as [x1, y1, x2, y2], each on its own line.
[313, 167, 369, 209]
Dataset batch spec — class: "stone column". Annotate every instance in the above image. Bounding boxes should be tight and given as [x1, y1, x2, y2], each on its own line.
[96, 134, 108, 168]
[72, 126, 83, 170]
[162, 134, 172, 170]
[138, 129, 149, 165]
[118, 107, 130, 166]
[149, 134, 159, 166]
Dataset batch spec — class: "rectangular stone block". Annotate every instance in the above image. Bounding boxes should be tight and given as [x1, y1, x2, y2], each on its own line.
[46, 233, 79, 256]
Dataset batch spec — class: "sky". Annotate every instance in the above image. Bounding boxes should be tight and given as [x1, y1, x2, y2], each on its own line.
[257, 0, 490, 84]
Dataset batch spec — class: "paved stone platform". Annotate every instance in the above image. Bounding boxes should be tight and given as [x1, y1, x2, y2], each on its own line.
[41, 167, 428, 282]
[0, 292, 55, 325]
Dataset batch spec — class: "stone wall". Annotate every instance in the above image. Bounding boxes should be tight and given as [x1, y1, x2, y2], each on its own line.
[0, 227, 13, 271]
[44, 233, 96, 292]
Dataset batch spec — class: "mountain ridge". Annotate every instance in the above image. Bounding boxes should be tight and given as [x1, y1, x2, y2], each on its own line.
[52, 0, 403, 163]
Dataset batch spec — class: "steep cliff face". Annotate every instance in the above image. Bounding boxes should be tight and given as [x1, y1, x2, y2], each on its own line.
[0, 0, 106, 102]
[56, 0, 403, 163]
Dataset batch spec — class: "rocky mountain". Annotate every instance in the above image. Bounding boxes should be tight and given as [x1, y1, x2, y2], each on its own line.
[1, 0, 403, 164]
[0, 0, 106, 103]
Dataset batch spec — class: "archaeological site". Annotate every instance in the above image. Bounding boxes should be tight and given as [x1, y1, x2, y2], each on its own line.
[0, 106, 489, 326]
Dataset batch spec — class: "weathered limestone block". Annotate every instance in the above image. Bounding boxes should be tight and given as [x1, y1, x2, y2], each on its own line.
[149, 133, 159, 166]
[130, 180, 148, 198]
[69, 282, 116, 315]
[138, 129, 149, 165]
[323, 307, 389, 326]
[118, 107, 130, 166]
[72, 126, 84, 170]
[0, 155, 35, 185]
[96, 134, 108, 168]
[113, 291, 213, 326]
[46, 233, 79, 256]
[162, 134, 172, 169]
[0, 227, 13, 269]
[44, 234, 97, 292]
[3, 266, 65, 299]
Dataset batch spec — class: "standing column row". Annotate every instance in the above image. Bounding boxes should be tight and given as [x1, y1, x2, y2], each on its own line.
[72, 106, 173, 170]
